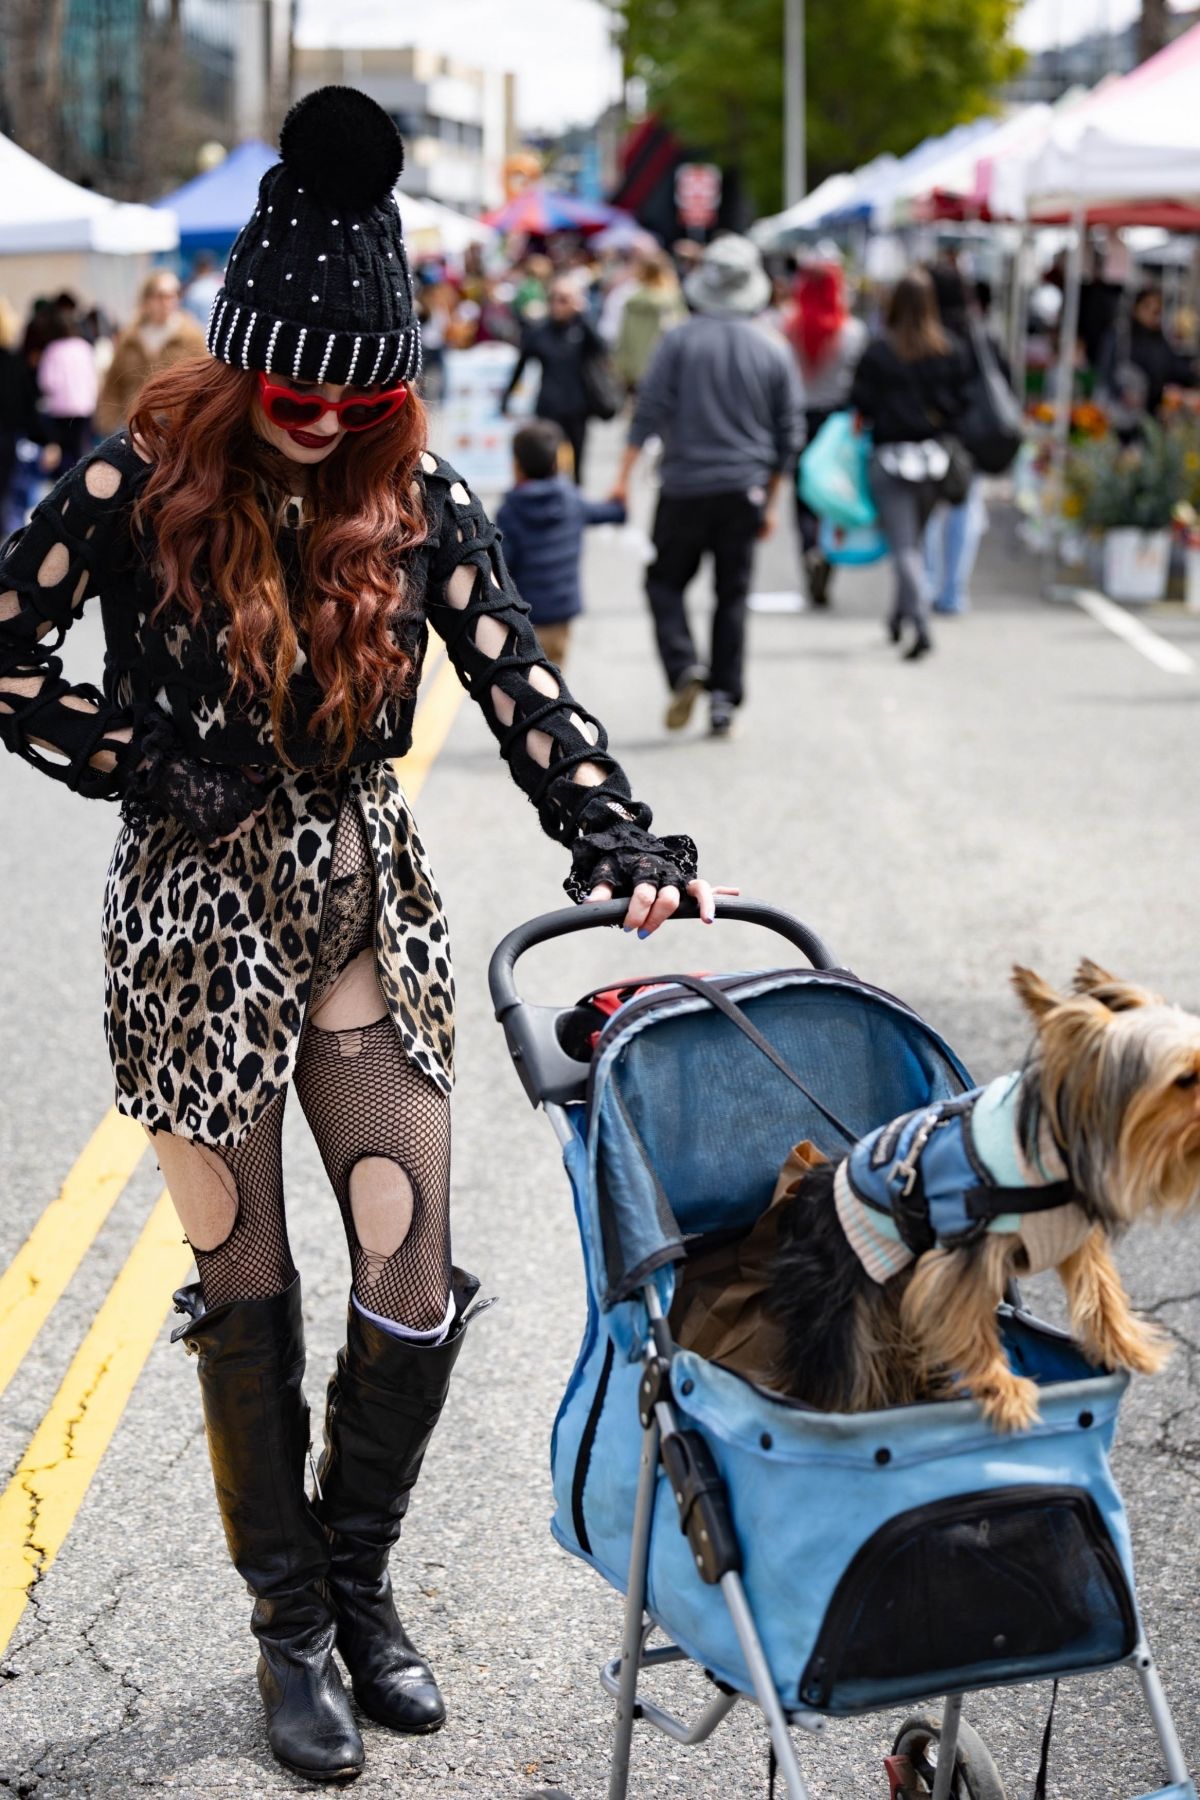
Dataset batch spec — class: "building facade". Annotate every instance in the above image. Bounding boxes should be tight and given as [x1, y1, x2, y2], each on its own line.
[0, 0, 291, 199]
[292, 46, 516, 214]
[1007, 9, 1200, 106]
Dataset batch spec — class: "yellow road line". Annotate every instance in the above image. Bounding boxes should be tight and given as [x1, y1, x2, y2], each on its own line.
[396, 650, 466, 797]
[0, 1110, 148, 1403]
[0, 1190, 192, 1655]
[0, 647, 467, 1656]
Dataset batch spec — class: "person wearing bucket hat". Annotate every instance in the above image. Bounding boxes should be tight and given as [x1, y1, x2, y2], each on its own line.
[0, 86, 729, 1783]
[610, 234, 805, 738]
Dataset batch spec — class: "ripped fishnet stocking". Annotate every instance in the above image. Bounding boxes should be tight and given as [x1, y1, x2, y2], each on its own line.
[293, 1016, 452, 1330]
[159, 1088, 295, 1309]
[296, 795, 452, 1330]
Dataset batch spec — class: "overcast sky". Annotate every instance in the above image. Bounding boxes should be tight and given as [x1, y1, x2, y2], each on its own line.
[294, 0, 625, 133]
[295, 0, 1192, 132]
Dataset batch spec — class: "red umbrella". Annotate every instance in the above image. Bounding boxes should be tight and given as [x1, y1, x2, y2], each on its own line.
[484, 188, 630, 236]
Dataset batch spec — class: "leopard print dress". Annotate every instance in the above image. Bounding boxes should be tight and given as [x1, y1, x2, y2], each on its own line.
[101, 759, 452, 1146]
[0, 438, 661, 1151]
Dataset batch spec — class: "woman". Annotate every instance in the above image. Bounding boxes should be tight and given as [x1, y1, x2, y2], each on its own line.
[0, 89, 716, 1785]
[1099, 282, 1199, 420]
[849, 268, 969, 660]
[923, 266, 1007, 617]
[95, 269, 206, 435]
[501, 277, 606, 485]
[34, 300, 98, 474]
[785, 260, 867, 607]
[614, 247, 685, 397]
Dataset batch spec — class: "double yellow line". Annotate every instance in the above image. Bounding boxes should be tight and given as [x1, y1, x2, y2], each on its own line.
[0, 653, 466, 1655]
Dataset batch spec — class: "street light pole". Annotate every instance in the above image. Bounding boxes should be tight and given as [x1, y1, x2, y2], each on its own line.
[784, 0, 806, 206]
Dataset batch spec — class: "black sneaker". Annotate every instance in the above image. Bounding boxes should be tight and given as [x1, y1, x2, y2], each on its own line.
[708, 694, 736, 739]
[664, 666, 707, 730]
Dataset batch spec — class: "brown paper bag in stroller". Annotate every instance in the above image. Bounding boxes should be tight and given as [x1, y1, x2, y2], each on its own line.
[668, 1140, 829, 1387]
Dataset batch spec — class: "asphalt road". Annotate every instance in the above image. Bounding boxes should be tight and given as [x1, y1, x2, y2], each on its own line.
[1, 419, 1198, 1799]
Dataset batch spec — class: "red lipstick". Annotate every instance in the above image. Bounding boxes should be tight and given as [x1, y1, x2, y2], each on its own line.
[286, 427, 337, 449]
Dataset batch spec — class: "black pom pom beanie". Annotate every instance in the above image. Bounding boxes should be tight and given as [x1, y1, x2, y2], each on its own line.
[205, 86, 421, 388]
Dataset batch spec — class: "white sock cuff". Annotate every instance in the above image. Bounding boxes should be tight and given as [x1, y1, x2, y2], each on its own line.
[352, 1285, 455, 1346]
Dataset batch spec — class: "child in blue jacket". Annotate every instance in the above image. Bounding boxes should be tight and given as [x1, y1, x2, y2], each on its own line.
[497, 418, 626, 669]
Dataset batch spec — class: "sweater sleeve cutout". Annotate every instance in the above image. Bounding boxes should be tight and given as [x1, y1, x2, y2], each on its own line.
[0, 434, 148, 796]
[419, 453, 698, 897]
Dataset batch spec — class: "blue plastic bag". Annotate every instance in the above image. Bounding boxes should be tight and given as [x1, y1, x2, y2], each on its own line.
[799, 412, 877, 529]
[820, 517, 888, 566]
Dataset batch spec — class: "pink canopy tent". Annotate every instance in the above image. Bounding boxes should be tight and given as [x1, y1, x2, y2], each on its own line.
[989, 25, 1200, 226]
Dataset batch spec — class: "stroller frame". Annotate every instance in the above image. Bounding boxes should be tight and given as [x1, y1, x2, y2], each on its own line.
[492, 898, 1197, 1800]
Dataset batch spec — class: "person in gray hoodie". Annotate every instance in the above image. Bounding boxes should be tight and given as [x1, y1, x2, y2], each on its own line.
[610, 235, 805, 739]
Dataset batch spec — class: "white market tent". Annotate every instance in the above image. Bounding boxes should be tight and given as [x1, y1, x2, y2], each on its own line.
[395, 191, 496, 258]
[751, 174, 860, 248]
[0, 131, 176, 254]
[997, 26, 1200, 222]
[886, 105, 1054, 224]
[0, 131, 177, 317]
[990, 26, 1200, 556]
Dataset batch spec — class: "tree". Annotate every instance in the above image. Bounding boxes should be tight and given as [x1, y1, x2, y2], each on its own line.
[1138, 0, 1169, 64]
[616, 0, 1024, 217]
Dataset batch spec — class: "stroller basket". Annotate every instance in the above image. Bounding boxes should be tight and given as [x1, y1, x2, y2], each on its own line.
[490, 898, 1195, 1800]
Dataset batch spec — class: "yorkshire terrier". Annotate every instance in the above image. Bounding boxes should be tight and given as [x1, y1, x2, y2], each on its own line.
[766, 961, 1200, 1431]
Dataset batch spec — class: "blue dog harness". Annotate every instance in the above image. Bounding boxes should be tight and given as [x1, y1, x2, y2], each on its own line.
[835, 1074, 1091, 1284]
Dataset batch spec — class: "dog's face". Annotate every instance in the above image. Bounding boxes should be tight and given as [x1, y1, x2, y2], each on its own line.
[1012, 960, 1200, 1222]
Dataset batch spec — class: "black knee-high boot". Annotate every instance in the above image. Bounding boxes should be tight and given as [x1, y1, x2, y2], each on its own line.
[314, 1268, 483, 1734]
[172, 1277, 365, 1783]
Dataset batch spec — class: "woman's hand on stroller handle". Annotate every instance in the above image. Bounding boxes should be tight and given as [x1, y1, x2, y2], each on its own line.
[585, 877, 741, 935]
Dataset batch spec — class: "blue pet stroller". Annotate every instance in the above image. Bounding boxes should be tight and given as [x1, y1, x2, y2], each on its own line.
[489, 899, 1196, 1800]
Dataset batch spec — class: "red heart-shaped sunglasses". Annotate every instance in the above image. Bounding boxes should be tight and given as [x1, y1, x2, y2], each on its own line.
[256, 371, 409, 433]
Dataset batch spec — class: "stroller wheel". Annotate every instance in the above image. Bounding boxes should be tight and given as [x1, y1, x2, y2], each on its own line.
[889, 1714, 1008, 1799]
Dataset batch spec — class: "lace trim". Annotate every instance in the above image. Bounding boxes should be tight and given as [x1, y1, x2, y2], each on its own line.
[564, 810, 699, 905]
[120, 704, 268, 842]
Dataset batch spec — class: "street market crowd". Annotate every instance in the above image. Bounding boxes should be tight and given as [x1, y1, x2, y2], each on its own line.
[2, 222, 1198, 696]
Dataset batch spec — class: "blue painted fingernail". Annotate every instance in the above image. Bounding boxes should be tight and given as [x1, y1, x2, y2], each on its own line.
[622, 926, 633, 933]
[637, 928, 650, 939]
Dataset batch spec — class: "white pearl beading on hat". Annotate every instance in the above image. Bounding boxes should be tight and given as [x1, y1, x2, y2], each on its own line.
[207, 297, 228, 354]
[292, 326, 308, 380]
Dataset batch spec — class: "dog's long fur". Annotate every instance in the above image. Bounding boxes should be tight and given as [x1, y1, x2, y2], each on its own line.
[766, 961, 1200, 1430]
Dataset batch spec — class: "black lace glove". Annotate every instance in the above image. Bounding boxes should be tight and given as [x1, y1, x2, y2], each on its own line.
[563, 792, 699, 905]
[120, 705, 269, 843]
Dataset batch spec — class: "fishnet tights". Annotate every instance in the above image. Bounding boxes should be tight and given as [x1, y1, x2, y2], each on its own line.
[161, 798, 452, 1327]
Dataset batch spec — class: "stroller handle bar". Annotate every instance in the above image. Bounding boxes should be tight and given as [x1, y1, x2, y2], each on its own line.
[488, 896, 839, 1108]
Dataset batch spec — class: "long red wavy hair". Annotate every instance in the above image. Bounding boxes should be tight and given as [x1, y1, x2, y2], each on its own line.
[129, 356, 430, 768]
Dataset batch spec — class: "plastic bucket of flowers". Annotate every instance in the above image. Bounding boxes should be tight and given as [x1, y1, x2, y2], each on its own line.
[1066, 421, 1184, 603]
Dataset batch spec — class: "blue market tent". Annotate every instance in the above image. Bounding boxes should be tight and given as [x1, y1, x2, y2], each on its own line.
[155, 141, 277, 259]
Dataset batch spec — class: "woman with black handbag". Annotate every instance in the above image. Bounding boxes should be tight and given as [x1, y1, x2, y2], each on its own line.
[925, 268, 1021, 616]
[849, 268, 970, 660]
[501, 277, 611, 484]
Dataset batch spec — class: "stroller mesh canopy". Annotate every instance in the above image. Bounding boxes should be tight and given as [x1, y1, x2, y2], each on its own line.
[589, 972, 972, 1307]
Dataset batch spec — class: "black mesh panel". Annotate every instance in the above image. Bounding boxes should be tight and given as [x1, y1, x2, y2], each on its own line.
[799, 1485, 1137, 1714]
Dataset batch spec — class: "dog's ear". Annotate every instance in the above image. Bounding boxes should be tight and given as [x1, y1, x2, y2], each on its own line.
[1011, 965, 1063, 1021]
[1072, 958, 1157, 1013]
[1073, 957, 1118, 995]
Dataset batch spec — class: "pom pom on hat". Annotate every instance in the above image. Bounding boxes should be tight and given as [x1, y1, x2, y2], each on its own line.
[279, 86, 404, 212]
